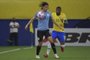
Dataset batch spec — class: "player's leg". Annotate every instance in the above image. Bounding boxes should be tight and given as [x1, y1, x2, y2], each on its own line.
[48, 31, 59, 58]
[9, 33, 13, 46]
[58, 32, 65, 52]
[43, 30, 51, 58]
[47, 42, 51, 55]
[14, 33, 18, 46]
[44, 38, 58, 56]
[36, 30, 43, 59]
[44, 41, 51, 58]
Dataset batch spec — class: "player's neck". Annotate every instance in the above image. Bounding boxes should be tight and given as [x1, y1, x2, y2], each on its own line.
[56, 13, 61, 16]
[41, 9, 47, 12]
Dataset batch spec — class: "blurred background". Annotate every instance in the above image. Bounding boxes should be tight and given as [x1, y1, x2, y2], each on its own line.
[0, 0, 90, 60]
[0, 0, 90, 19]
[0, 0, 90, 46]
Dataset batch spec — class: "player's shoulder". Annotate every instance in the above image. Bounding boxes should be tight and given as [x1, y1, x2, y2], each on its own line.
[35, 10, 41, 15]
[61, 12, 66, 16]
[9, 21, 14, 26]
[10, 21, 13, 24]
[36, 10, 41, 14]
[52, 12, 56, 16]
[15, 21, 18, 23]
[52, 12, 56, 14]
[36, 10, 50, 15]
[46, 10, 51, 14]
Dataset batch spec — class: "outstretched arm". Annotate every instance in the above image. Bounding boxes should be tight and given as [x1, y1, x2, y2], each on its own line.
[25, 17, 34, 30]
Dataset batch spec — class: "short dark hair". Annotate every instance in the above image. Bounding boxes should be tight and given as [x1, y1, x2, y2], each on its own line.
[56, 6, 61, 10]
[40, 2, 49, 7]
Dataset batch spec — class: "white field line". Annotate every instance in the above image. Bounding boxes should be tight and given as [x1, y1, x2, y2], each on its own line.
[23, 47, 33, 49]
[0, 47, 32, 54]
[0, 48, 21, 54]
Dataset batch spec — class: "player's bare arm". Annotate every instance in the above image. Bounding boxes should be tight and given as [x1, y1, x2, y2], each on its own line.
[25, 17, 34, 30]
[52, 17, 64, 30]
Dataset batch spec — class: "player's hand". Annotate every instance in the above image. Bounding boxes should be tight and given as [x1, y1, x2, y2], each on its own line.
[59, 26, 64, 30]
[25, 25, 28, 30]
[60, 27, 64, 31]
[14, 26, 19, 28]
[61, 27, 64, 31]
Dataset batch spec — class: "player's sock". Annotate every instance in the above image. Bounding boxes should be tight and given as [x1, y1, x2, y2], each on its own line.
[36, 46, 41, 55]
[61, 45, 65, 52]
[44, 42, 51, 58]
[51, 43, 57, 54]
[44, 48, 50, 58]
[47, 48, 51, 55]
[47, 42, 51, 55]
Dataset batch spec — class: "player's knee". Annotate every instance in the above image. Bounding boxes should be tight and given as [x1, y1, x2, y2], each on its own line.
[47, 43, 51, 48]
[61, 44, 65, 48]
[48, 37, 54, 43]
[38, 40, 43, 46]
[48, 36, 52, 40]
[38, 43, 42, 46]
[61, 42, 65, 45]
[53, 39, 58, 43]
[38, 38, 43, 42]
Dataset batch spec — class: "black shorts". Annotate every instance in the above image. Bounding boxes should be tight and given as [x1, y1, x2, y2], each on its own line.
[37, 30, 50, 42]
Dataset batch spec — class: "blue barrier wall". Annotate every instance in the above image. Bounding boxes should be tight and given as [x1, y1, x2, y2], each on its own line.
[0, 19, 90, 46]
[0, 19, 35, 46]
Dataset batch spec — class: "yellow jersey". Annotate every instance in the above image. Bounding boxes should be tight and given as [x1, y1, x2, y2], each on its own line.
[52, 12, 67, 32]
[29, 23, 34, 33]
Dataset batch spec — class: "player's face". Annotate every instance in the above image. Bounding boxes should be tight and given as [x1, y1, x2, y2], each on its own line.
[42, 5, 49, 11]
[12, 18, 16, 22]
[56, 8, 61, 15]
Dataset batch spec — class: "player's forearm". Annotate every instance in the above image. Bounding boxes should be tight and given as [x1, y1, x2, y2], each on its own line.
[26, 18, 34, 27]
[64, 19, 68, 24]
[52, 19, 62, 29]
[55, 23, 63, 29]
[14, 26, 19, 28]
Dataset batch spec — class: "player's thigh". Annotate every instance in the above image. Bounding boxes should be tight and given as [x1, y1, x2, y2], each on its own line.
[37, 30, 43, 42]
[57, 32, 65, 44]
[51, 31, 57, 40]
[44, 30, 53, 43]
[44, 30, 50, 38]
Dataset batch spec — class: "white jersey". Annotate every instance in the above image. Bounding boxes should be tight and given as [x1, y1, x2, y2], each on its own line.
[9, 21, 19, 33]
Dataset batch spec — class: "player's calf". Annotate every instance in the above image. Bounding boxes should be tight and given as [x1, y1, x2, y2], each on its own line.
[60, 44, 65, 52]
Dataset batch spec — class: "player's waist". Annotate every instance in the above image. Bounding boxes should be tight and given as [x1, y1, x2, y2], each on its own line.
[37, 29, 49, 31]
[53, 28, 64, 32]
[37, 27, 49, 30]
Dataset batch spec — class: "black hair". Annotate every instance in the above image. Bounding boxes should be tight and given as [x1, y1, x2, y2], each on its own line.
[56, 6, 62, 15]
[40, 2, 49, 7]
[56, 6, 61, 10]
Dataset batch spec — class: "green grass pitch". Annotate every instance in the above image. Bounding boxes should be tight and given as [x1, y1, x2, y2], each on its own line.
[0, 46, 90, 60]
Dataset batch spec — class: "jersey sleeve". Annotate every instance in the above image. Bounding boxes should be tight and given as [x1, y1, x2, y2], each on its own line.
[16, 22, 19, 27]
[9, 22, 13, 26]
[49, 12, 52, 20]
[62, 13, 67, 20]
[62, 13, 68, 24]
[51, 12, 54, 17]
[51, 12, 56, 20]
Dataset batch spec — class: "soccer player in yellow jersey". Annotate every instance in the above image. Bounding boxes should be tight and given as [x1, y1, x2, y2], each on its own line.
[44, 6, 67, 58]
[52, 6, 67, 52]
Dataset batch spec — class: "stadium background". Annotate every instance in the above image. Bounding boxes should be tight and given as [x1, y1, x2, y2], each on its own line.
[0, 0, 90, 19]
[0, 0, 90, 46]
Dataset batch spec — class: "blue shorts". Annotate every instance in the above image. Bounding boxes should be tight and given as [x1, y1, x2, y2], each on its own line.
[52, 31, 65, 43]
